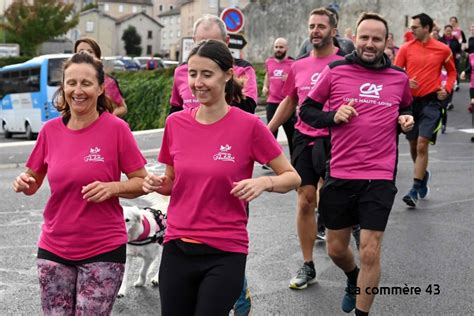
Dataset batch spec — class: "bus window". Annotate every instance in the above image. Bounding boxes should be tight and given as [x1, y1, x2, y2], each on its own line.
[27, 68, 40, 92]
[48, 58, 65, 86]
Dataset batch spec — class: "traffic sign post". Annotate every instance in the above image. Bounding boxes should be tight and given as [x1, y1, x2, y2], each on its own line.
[228, 33, 247, 50]
[220, 7, 245, 34]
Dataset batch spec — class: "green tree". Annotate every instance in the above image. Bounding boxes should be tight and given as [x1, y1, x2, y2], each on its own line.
[0, 0, 79, 56]
[122, 26, 142, 56]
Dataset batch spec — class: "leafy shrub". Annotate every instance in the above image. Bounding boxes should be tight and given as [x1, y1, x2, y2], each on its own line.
[114, 68, 174, 130]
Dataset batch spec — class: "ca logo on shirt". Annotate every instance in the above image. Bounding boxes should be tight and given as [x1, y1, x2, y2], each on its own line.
[273, 69, 284, 77]
[359, 83, 383, 98]
[310, 73, 320, 86]
[213, 144, 235, 163]
[84, 147, 105, 162]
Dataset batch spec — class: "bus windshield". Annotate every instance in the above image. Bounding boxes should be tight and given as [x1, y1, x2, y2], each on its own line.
[47, 58, 66, 86]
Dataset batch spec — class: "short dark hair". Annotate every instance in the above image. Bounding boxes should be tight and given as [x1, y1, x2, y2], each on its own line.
[74, 37, 102, 59]
[412, 13, 434, 32]
[54, 53, 113, 119]
[310, 8, 338, 28]
[356, 12, 389, 40]
[444, 24, 453, 30]
[449, 16, 458, 23]
[188, 40, 244, 104]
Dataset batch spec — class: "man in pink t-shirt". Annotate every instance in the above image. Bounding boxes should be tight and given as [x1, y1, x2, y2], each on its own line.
[267, 8, 347, 291]
[169, 15, 258, 115]
[299, 13, 413, 314]
[262, 38, 295, 153]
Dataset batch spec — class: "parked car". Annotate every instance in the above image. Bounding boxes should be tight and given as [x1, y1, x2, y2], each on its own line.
[163, 60, 179, 68]
[102, 57, 126, 72]
[133, 57, 165, 70]
[119, 57, 141, 71]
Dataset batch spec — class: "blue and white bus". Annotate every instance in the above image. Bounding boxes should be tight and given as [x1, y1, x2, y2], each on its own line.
[0, 54, 71, 139]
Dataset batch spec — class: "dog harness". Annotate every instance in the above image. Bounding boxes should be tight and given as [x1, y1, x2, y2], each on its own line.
[128, 207, 167, 246]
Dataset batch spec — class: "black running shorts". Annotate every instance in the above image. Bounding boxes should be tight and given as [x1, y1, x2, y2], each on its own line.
[292, 137, 330, 187]
[406, 97, 442, 141]
[319, 177, 398, 231]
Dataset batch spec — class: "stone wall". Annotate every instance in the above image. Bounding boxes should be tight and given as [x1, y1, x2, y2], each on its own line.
[242, 0, 473, 63]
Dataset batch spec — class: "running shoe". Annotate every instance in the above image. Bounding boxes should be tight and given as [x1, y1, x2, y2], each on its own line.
[233, 277, 251, 316]
[352, 225, 361, 250]
[261, 164, 271, 170]
[289, 262, 317, 289]
[317, 228, 326, 241]
[446, 103, 454, 110]
[418, 170, 431, 199]
[402, 187, 418, 207]
[341, 278, 357, 313]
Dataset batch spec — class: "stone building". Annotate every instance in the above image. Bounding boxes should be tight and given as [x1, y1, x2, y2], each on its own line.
[243, 0, 473, 62]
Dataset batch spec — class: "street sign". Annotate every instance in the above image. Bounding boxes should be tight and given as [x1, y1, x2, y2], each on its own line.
[180, 37, 194, 63]
[228, 33, 247, 50]
[220, 7, 245, 33]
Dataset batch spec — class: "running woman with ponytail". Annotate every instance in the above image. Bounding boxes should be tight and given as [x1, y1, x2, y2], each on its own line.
[144, 40, 301, 316]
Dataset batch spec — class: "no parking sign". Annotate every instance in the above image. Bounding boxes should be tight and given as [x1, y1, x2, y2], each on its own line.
[220, 7, 245, 33]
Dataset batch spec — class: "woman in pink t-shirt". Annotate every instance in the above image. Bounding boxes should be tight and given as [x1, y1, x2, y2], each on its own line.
[75, 38, 128, 117]
[13, 53, 147, 315]
[143, 40, 301, 315]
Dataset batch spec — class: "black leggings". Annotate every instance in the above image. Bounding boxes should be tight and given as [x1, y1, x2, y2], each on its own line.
[159, 240, 247, 316]
[266, 102, 295, 156]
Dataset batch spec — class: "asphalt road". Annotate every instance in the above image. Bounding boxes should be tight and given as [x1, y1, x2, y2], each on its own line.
[0, 85, 473, 315]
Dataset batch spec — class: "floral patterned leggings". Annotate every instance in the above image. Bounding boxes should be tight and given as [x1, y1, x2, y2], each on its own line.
[37, 259, 124, 316]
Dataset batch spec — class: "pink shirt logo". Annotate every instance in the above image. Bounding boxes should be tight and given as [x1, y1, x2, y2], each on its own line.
[310, 72, 320, 85]
[273, 69, 284, 77]
[359, 83, 383, 99]
[213, 144, 235, 163]
[84, 147, 105, 163]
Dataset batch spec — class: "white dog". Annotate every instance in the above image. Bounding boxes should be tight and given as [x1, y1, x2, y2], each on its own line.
[117, 193, 168, 298]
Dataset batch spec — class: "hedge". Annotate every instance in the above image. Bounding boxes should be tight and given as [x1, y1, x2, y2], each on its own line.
[114, 63, 265, 131]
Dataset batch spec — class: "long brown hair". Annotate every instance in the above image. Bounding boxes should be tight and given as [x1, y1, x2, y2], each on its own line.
[53, 53, 113, 119]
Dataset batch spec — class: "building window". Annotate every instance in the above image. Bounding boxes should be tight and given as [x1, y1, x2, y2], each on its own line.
[142, 5, 146, 12]
[170, 31, 173, 38]
[148, 31, 152, 39]
[86, 21, 94, 32]
[119, 5, 123, 12]
[177, 16, 180, 24]
[147, 45, 152, 55]
[104, 3, 109, 11]
[171, 17, 174, 24]
[132, 6, 137, 13]
[159, 5, 163, 11]
[177, 30, 180, 37]
[170, 5, 173, 10]
[163, 31, 166, 39]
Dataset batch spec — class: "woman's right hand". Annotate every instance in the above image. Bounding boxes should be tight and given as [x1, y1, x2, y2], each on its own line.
[13, 172, 37, 193]
[143, 172, 169, 193]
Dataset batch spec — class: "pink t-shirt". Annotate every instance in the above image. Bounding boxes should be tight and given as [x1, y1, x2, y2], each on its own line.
[159, 107, 282, 254]
[265, 57, 294, 103]
[26, 112, 146, 260]
[169, 59, 258, 110]
[306, 62, 413, 180]
[283, 51, 344, 138]
[468, 54, 474, 88]
[104, 76, 124, 106]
